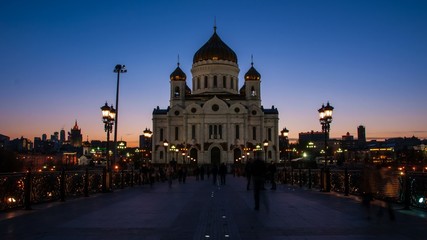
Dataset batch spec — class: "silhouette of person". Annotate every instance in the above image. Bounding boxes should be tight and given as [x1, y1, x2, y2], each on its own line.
[360, 162, 379, 219]
[245, 159, 253, 190]
[219, 163, 227, 185]
[268, 161, 277, 190]
[377, 165, 396, 221]
[252, 158, 267, 211]
[200, 165, 205, 180]
[212, 164, 219, 185]
[166, 164, 174, 188]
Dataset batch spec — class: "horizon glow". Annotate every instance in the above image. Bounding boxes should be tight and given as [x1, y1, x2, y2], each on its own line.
[1, 0, 426, 147]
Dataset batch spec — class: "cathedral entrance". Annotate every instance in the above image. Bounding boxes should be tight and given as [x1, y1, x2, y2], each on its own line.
[210, 147, 221, 166]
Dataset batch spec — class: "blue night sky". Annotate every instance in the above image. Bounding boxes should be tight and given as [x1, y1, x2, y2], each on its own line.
[1, 0, 426, 147]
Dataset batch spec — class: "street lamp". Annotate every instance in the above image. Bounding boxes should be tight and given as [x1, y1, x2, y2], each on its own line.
[101, 102, 115, 191]
[318, 102, 334, 192]
[263, 139, 269, 162]
[281, 127, 289, 138]
[143, 128, 153, 161]
[163, 140, 169, 164]
[280, 127, 289, 161]
[318, 102, 334, 166]
[113, 64, 127, 173]
[143, 128, 153, 138]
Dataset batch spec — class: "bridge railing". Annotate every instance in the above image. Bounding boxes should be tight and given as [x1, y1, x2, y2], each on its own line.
[0, 168, 141, 211]
[3, 167, 427, 211]
[278, 167, 427, 210]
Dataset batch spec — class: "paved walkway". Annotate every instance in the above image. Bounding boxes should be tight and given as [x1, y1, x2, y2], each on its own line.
[1, 176, 427, 239]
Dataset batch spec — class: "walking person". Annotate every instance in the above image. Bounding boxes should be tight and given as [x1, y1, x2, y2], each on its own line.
[166, 164, 174, 188]
[219, 163, 227, 185]
[377, 165, 396, 221]
[268, 161, 277, 190]
[245, 159, 253, 190]
[252, 158, 267, 211]
[212, 164, 219, 185]
[200, 165, 205, 181]
[360, 162, 379, 219]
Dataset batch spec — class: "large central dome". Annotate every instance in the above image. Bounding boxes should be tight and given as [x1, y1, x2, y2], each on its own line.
[193, 28, 238, 64]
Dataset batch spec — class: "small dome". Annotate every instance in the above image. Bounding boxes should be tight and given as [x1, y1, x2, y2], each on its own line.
[244, 62, 261, 81]
[193, 28, 237, 64]
[170, 64, 186, 81]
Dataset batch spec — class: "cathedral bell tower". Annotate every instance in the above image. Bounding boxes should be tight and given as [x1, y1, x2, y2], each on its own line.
[169, 62, 190, 107]
[243, 59, 261, 107]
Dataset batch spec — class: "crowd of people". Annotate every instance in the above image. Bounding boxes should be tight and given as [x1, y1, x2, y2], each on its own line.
[138, 158, 397, 219]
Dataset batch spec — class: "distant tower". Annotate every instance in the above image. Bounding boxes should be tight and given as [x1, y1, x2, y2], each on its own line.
[60, 129, 66, 142]
[70, 120, 83, 148]
[42, 134, 47, 142]
[52, 132, 59, 142]
[357, 125, 366, 147]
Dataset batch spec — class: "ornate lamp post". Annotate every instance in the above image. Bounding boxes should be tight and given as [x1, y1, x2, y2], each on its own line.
[263, 139, 269, 162]
[101, 102, 115, 191]
[318, 102, 334, 192]
[113, 64, 127, 172]
[143, 128, 153, 162]
[318, 102, 334, 166]
[280, 127, 289, 162]
[163, 140, 169, 164]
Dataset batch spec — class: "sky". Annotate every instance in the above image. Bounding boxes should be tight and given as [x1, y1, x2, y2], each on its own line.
[1, 0, 426, 147]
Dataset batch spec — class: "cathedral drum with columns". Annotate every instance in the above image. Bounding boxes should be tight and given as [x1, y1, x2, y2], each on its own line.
[152, 27, 279, 166]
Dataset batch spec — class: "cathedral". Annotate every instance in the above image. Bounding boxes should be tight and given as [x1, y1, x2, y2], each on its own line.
[152, 27, 279, 165]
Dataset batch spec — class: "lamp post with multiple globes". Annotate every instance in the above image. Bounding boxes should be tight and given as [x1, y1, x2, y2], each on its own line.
[263, 139, 269, 162]
[101, 102, 116, 191]
[318, 102, 334, 192]
[163, 140, 169, 164]
[142, 128, 153, 162]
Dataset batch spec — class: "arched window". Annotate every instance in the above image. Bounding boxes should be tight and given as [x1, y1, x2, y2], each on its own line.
[251, 86, 256, 96]
[191, 125, 196, 139]
[174, 86, 180, 97]
[204, 76, 208, 88]
[231, 77, 234, 90]
[252, 126, 257, 140]
[213, 76, 217, 87]
[223, 76, 226, 88]
[197, 77, 200, 89]
[160, 128, 164, 141]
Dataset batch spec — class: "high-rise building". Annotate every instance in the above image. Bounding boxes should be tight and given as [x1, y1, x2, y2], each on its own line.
[357, 125, 366, 147]
[69, 120, 82, 148]
[60, 129, 66, 143]
[152, 27, 279, 165]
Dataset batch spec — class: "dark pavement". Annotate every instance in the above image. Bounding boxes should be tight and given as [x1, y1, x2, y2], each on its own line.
[1, 175, 427, 239]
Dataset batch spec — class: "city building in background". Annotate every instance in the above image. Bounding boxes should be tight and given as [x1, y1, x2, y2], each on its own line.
[69, 120, 82, 148]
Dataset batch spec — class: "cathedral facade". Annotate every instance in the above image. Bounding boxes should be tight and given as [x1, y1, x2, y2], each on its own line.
[152, 28, 279, 165]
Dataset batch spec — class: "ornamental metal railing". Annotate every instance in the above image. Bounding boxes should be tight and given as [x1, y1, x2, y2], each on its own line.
[278, 167, 427, 210]
[2, 167, 427, 211]
[0, 168, 141, 211]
